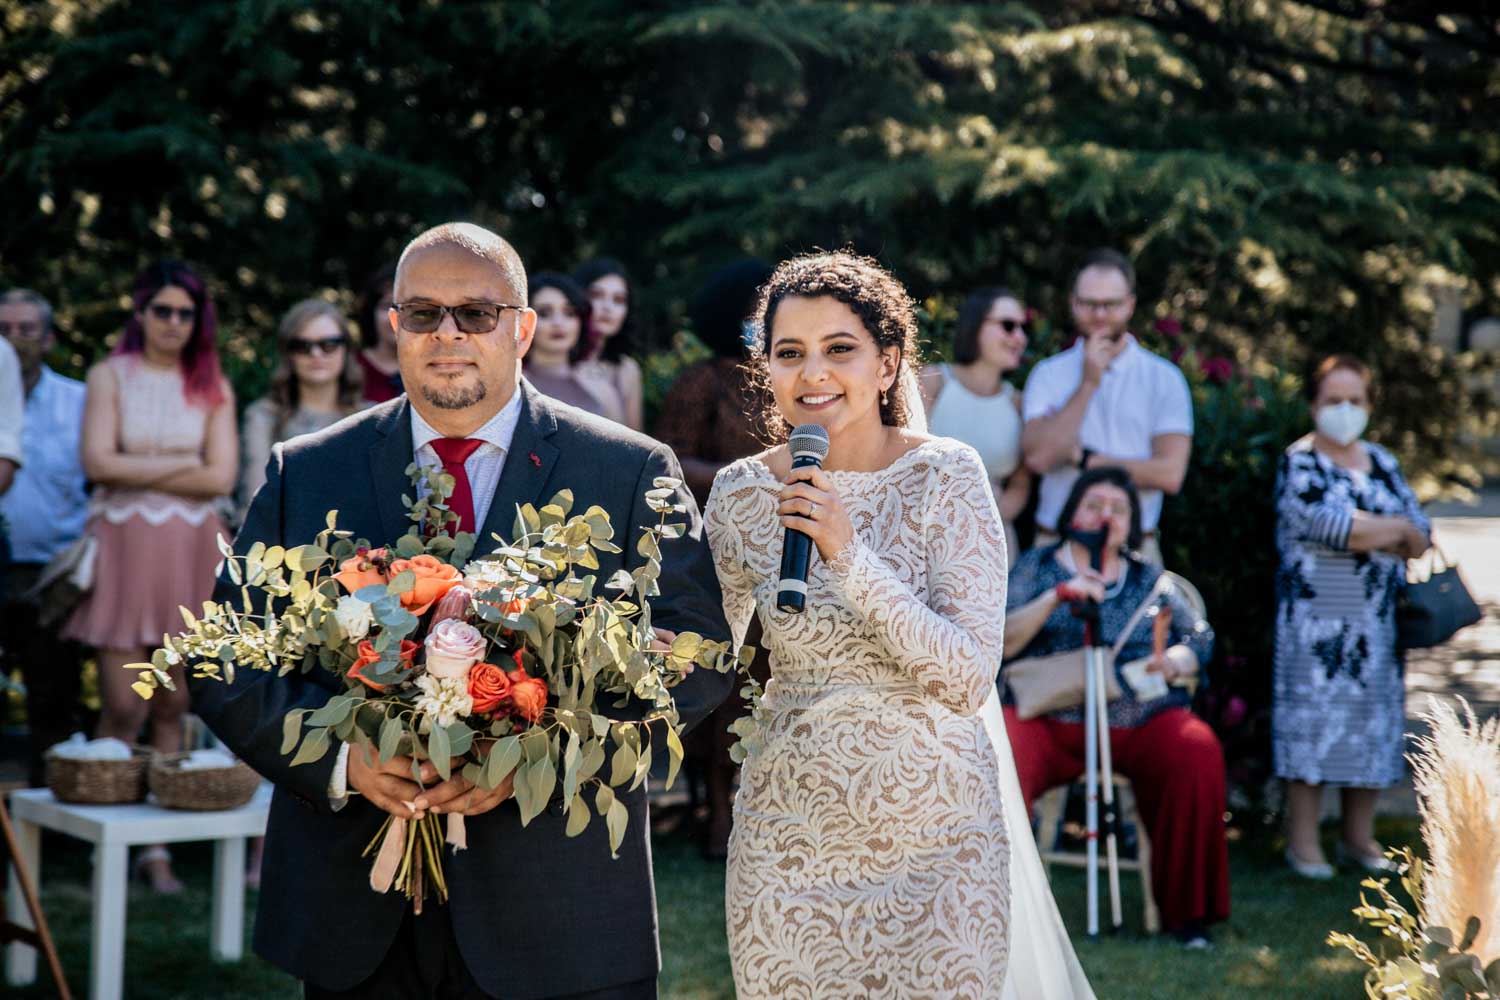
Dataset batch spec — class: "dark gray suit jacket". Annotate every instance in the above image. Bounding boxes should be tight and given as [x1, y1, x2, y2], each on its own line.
[190, 384, 734, 997]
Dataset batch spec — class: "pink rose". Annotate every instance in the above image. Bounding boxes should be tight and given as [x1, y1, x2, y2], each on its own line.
[423, 619, 486, 680]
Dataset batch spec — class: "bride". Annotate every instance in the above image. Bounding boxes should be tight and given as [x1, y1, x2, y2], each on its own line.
[704, 251, 1094, 999]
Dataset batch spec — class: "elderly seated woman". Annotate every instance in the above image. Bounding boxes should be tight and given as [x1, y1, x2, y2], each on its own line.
[1001, 466, 1230, 949]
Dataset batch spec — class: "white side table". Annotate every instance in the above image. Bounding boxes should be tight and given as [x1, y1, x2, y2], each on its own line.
[4, 785, 270, 1000]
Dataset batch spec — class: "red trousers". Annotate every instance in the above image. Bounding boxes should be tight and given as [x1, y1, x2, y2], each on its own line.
[1004, 706, 1231, 932]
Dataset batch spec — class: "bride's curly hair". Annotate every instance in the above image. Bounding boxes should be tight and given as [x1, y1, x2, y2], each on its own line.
[745, 250, 922, 443]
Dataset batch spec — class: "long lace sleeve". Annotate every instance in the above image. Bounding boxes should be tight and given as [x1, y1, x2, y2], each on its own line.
[826, 444, 1007, 717]
[705, 466, 760, 649]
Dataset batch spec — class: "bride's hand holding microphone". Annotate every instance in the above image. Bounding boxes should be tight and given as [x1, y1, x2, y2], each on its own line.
[778, 466, 853, 562]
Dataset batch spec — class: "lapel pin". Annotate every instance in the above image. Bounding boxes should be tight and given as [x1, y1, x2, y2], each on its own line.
[529, 452, 542, 468]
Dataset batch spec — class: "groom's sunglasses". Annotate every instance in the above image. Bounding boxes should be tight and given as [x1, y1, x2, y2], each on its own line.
[392, 302, 526, 335]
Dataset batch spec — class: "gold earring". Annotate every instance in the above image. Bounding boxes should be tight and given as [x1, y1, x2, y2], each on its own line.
[881, 388, 889, 406]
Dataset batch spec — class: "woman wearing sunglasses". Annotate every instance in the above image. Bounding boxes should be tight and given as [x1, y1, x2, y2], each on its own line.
[921, 287, 1033, 555]
[66, 261, 238, 894]
[238, 299, 366, 519]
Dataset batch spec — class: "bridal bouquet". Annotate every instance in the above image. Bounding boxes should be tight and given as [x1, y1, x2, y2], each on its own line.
[131, 465, 745, 907]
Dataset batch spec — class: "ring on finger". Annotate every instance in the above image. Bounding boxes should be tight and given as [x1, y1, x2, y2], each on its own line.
[808, 501, 818, 516]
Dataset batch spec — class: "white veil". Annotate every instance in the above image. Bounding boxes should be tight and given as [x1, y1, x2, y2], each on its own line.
[901, 363, 1096, 1000]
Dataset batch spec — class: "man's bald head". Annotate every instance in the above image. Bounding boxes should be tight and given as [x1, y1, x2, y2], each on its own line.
[394, 222, 528, 305]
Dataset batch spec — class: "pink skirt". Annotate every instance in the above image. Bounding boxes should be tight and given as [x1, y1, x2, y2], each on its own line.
[63, 511, 227, 651]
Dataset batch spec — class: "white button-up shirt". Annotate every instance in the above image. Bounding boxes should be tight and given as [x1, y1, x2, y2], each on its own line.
[1, 366, 89, 563]
[408, 385, 524, 532]
[1022, 335, 1193, 533]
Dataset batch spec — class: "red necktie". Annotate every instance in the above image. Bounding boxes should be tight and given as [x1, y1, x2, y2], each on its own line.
[430, 438, 484, 534]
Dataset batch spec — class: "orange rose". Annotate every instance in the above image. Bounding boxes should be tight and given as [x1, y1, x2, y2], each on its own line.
[388, 555, 464, 616]
[347, 639, 420, 692]
[467, 661, 513, 716]
[504, 664, 549, 724]
[334, 547, 390, 594]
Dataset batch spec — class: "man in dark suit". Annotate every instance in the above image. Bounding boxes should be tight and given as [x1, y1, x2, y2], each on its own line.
[191, 223, 735, 999]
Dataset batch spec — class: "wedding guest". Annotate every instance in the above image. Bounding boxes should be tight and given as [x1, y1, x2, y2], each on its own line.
[0, 334, 20, 497]
[575, 256, 645, 429]
[1274, 354, 1430, 878]
[355, 263, 402, 403]
[655, 258, 773, 506]
[524, 271, 627, 422]
[66, 261, 237, 894]
[654, 257, 773, 859]
[921, 286, 1033, 555]
[1002, 466, 1228, 948]
[239, 298, 366, 515]
[0, 289, 89, 785]
[1021, 249, 1193, 564]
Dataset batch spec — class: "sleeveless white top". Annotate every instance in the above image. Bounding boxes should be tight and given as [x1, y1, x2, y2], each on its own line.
[927, 364, 1023, 481]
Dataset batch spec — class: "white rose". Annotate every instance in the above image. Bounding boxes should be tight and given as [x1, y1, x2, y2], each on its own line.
[333, 595, 374, 641]
[424, 618, 485, 680]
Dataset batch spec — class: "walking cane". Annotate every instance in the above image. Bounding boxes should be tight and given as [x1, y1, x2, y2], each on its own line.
[1070, 527, 1124, 937]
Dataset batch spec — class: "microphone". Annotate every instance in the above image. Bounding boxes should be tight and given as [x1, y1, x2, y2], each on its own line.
[777, 424, 831, 613]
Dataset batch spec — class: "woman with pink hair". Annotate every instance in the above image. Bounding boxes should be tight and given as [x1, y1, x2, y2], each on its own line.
[66, 261, 238, 894]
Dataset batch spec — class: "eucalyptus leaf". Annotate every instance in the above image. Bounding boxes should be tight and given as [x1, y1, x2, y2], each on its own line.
[610, 743, 639, 786]
[565, 794, 590, 837]
[484, 736, 522, 788]
[605, 798, 629, 857]
[665, 725, 684, 789]
[378, 716, 403, 763]
[290, 727, 332, 767]
[428, 723, 452, 779]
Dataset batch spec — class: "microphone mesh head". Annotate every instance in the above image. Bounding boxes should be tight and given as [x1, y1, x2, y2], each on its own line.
[787, 424, 831, 462]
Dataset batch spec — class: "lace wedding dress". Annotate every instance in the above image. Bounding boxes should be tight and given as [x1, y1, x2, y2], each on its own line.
[706, 431, 1097, 999]
[706, 439, 1011, 997]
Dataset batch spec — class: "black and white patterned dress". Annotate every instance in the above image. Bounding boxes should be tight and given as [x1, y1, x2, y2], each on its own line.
[1272, 436, 1429, 787]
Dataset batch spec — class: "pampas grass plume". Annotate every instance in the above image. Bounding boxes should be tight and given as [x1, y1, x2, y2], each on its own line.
[1409, 696, 1500, 964]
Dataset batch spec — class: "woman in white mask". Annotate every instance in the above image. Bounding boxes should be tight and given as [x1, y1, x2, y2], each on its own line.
[1272, 354, 1430, 879]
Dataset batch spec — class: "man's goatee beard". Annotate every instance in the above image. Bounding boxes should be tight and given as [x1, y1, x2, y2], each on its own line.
[422, 381, 488, 410]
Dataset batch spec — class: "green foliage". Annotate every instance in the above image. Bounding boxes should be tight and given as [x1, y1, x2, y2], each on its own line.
[1329, 848, 1500, 999]
[1, 2, 1493, 488]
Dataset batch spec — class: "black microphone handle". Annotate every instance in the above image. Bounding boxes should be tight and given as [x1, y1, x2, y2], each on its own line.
[776, 451, 825, 613]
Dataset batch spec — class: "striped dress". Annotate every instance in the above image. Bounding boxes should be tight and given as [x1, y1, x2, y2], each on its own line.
[1272, 436, 1428, 787]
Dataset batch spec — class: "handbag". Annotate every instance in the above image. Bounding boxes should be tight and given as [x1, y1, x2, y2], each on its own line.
[26, 533, 98, 628]
[1005, 648, 1122, 720]
[1398, 547, 1481, 650]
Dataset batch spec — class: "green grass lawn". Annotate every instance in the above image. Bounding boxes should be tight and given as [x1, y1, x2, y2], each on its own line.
[6, 818, 1409, 999]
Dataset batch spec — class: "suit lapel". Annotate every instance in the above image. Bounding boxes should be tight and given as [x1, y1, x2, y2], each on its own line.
[368, 398, 418, 544]
[477, 381, 561, 552]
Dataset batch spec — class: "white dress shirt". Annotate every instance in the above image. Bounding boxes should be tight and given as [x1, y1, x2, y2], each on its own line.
[0, 367, 88, 562]
[1022, 335, 1193, 533]
[329, 383, 526, 805]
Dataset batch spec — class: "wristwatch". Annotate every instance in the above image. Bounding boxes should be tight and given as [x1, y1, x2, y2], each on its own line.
[1078, 447, 1093, 470]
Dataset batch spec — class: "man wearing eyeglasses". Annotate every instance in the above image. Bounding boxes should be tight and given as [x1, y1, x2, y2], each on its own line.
[192, 222, 733, 1000]
[1020, 248, 1193, 565]
[0, 288, 91, 784]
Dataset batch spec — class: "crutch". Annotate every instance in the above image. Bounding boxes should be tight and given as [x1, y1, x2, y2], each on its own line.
[1075, 528, 1123, 937]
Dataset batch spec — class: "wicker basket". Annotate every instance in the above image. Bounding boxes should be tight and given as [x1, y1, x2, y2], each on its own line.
[149, 753, 261, 811]
[45, 745, 154, 804]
